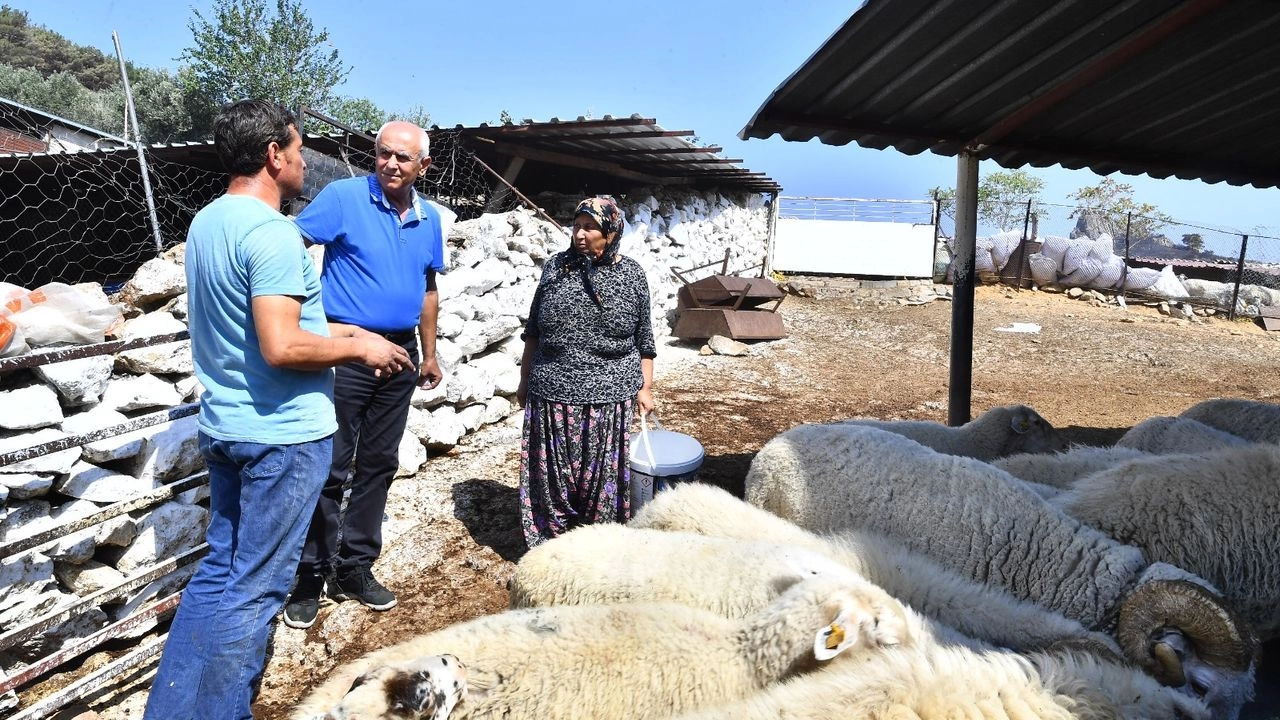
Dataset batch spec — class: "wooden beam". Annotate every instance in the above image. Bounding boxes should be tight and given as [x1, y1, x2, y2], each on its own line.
[593, 146, 724, 156]
[487, 139, 690, 185]
[633, 157, 745, 165]
[466, 117, 658, 135]
[485, 156, 525, 212]
[491, 129, 697, 142]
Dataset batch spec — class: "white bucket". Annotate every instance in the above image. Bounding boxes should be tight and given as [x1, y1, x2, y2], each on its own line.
[629, 413, 704, 511]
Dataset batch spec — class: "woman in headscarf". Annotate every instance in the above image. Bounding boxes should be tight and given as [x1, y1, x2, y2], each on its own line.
[515, 196, 657, 548]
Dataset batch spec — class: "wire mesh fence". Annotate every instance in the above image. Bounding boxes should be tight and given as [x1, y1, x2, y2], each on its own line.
[0, 104, 539, 295]
[296, 110, 527, 224]
[0, 99, 224, 290]
[938, 197, 1280, 319]
[779, 196, 936, 224]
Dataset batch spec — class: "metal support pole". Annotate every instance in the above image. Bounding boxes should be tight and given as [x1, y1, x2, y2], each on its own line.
[112, 31, 164, 255]
[1121, 213, 1133, 303]
[931, 192, 941, 282]
[1229, 234, 1249, 320]
[948, 152, 979, 426]
[763, 192, 780, 278]
[1016, 198, 1032, 288]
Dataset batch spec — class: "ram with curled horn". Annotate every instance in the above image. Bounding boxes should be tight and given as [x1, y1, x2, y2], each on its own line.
[742, 422, 1260, 719]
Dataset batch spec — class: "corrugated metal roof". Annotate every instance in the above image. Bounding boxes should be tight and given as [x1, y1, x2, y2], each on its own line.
[0, 114, 780, 195]
[456, 115, 781, 194]
[741, 0, 1280, 189]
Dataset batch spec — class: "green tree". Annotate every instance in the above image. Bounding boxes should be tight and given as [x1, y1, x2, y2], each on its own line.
[319, 95, 389, 133]
[1068, 178, 1172, 240]
[1181, 233, 1204, 254]
[0, 61, 212, 142]
[978, 169, 1049, 231]
[0, 5, 118, 90]
[181, 0, 350, 112]
[401, 104, 431, 129]
[928, 168, 1049, 232]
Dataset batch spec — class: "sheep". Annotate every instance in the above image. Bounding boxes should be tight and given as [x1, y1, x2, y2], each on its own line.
[995, 445, 1152, 489]
[310, 654, 467, 720]
[670, 646, 1211, 720]
[508, 523, 864, 619]
[837, 403, 1067, 461]
[1049, 443, 1280, 640]
[1115, 416, 1252, 454]
[625, 488, 1217, 719]
[1180, 398, 1280, 444]
[293, 574, 910, 720]
[743, 422, 1258, 720]
[616, 491, 1122, 656]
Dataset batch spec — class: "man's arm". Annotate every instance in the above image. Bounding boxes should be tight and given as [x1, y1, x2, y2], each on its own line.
[416, 269, 443, 388]
[253, 295, 411, 375]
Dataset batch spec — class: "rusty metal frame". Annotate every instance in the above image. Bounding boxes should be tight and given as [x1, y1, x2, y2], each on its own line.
[0, 331, 189, 375]
[6, 635, 167, 720]
[0, 330, 210, 717]
[0, 403, 198, 468]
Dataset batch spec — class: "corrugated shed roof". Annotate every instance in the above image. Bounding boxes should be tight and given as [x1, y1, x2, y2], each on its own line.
[455, 115, 781, 194]
[741, 0, 1280, 189]
[1, 115, 780, 195]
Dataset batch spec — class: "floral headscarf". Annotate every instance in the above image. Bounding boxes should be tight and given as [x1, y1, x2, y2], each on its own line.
[569, 196, 625, 306]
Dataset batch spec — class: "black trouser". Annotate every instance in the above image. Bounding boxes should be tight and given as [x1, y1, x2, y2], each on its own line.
[299, 332, 418, 575]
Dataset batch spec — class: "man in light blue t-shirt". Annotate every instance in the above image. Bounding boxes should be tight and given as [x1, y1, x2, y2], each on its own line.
[283, 120, 446, 628]
[142, 100, 412, 720]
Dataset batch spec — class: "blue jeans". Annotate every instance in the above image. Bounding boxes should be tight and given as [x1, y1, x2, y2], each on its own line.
[143, 432, 331, 720]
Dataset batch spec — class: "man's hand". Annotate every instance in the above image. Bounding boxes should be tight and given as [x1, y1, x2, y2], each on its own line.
[418, 356, 443, 389]
[358, 337, 413, 377]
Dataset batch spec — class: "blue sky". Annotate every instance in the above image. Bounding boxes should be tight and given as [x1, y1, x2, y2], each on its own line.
[11, 0, 1277, 249]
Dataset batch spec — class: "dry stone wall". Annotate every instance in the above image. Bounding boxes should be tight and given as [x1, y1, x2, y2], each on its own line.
[0, 185, 769, 688]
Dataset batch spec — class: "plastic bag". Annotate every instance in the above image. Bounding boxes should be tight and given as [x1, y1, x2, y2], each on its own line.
[1, 282, 30, 357]
[9, 282, 124, 348]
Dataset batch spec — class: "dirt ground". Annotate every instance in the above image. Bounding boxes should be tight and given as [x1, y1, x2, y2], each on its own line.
[54, 283, 1280, 719]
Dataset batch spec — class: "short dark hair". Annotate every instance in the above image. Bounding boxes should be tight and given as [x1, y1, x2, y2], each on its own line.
[213, 100, 298, 176]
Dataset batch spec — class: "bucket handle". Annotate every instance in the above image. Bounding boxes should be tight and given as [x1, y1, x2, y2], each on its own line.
[637, 410, 661, 472]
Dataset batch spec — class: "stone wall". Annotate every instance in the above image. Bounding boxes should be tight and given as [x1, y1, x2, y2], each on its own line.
[0, 185, 770, 689]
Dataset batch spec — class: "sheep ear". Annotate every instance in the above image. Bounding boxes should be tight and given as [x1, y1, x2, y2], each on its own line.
[1011, 414, 1032, 434]
[813, 619, 857, 661]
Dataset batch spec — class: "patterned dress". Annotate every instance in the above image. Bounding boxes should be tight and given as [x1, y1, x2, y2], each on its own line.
[519, 251, 656, 548]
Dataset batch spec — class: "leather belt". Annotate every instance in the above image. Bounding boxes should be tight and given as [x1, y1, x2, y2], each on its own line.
[377, 329, 417, 344]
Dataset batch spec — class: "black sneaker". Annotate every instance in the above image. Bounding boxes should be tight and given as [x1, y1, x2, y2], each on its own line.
[282, 573, 325, 629]
[330, 566, 397, 611]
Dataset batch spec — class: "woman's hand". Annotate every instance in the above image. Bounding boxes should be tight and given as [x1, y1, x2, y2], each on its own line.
[636, 387, 655, 417]
[516, 380, 529, 408]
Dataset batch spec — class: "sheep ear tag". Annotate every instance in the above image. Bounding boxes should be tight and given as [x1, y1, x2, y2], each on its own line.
[813, 620, 854, 661]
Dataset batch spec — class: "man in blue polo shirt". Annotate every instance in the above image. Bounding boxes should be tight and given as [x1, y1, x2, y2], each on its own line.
[282, 120, 445, 629]
[144, 100, 412, 720]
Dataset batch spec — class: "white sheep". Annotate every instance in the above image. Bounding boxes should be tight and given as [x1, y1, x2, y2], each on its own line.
[620, 489, 1210, 719]
[293, 574, 909, 720]
[619, 487, 1120, 656]
[837, 403, 1067, 461]
[1115, 416, 1252, 454]
[743, 422, 1259, 720]
[671, 645, 1212, 720]
[1180, 398, 1280, 444]
[1050, 443, 1280, 640]
[509, 524, 863, 620]
[995, 445, 1152, 489]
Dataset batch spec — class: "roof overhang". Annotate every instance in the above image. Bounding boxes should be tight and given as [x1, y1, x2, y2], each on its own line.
[741, 0, 1280, 189]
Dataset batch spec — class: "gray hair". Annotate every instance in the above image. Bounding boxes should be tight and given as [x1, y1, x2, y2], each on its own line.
[375, 121, 430, 160]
